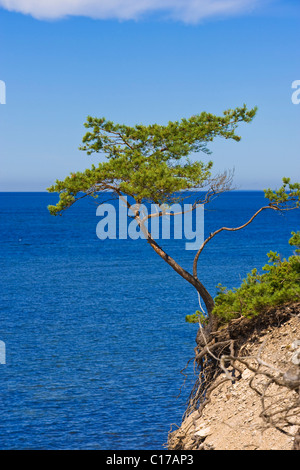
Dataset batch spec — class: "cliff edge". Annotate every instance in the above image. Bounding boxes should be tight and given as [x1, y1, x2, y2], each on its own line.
[168, 302, 300, 450]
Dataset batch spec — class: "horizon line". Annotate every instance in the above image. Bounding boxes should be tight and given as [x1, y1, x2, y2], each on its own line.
[0, 189, 267, 193]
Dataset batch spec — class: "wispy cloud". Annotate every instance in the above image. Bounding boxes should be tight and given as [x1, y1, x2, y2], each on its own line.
[0, 0, 263, 22]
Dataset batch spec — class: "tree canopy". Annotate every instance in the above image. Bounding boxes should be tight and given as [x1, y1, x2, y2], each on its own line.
[47, 105, 257, 215]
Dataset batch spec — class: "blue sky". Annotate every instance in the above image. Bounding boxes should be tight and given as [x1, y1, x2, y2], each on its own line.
[0, 0, 299, 191]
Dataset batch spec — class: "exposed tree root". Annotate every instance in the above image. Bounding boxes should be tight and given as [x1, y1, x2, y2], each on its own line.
[168, 302, 300, 450]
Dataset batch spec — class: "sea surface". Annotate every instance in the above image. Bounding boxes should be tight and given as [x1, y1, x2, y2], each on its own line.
[0, 191, 299, 450]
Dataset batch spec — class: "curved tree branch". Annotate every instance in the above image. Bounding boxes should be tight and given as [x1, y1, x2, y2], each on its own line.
[193, 204, 280, 279]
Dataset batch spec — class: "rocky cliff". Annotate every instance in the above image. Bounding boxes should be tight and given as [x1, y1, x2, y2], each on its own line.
[168, 302, 300, 450]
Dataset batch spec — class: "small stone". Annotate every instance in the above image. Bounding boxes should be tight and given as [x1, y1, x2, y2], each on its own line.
[291, 351, 300, 366]
[242, 369, 252, 380]
[292, 340, 300, 350]
[195, 427, 211, 438]
[283, 366, 300, 388]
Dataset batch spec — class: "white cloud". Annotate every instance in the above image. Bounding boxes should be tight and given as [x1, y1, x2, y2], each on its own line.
[0, 0, 262, 22]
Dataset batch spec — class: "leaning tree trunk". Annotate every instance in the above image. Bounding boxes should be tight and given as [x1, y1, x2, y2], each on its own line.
[142, 227, 218, 337]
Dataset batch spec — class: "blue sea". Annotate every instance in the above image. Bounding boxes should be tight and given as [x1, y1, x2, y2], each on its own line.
[0, 191, 299, 450]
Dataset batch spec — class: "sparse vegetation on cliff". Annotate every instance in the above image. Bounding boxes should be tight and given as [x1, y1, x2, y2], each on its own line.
[212, 233, 300, 324]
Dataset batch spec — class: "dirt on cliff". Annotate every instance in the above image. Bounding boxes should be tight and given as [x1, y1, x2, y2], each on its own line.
[168, 302, 300, 451]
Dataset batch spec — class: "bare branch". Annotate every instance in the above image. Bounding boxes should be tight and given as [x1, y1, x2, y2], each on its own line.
[193, 204, 279, 278]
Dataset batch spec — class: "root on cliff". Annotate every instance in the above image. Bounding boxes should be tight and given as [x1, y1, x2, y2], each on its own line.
[168, 302, 300, 450]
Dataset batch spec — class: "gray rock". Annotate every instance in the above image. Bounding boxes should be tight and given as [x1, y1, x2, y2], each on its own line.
[283, 366, 300, 389]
